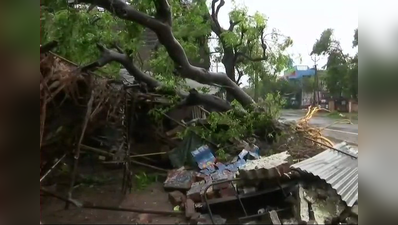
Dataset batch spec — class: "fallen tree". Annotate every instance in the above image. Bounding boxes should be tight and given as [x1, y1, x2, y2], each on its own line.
[40, 1, 335, 211]
[81, 43, 233, 112]
[75, 0, 254, 107]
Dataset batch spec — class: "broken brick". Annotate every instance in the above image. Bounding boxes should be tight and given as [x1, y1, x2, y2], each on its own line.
[185, 199, 196, 219]
[187, 181, 205, 202]
[168, 191, 186, 207]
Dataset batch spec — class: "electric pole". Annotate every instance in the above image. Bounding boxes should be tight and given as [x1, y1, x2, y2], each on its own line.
[311, 55, 320, 107]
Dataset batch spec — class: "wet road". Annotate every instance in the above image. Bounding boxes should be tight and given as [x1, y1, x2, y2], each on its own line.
[281, 110, 358, 146]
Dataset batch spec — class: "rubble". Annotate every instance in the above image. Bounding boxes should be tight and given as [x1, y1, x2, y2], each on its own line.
[269, 210, 282, 224]
[164, 169, 195, 191]
[40, 47, 359, 225]
[165, 144, 358, 224]
[184, 199, 196, 219]
[297, 185, 310, 222]
[168, 191, 186, 207]
[197, 214, 227, 225]
[295, 182, 348, 224]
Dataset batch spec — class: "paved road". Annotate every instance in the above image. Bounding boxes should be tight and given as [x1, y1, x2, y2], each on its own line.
[281, 110, 358, 146]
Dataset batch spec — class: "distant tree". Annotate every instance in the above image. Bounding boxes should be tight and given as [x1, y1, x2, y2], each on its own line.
[209, 0, 293, 101]
[311, 28, 358, 99]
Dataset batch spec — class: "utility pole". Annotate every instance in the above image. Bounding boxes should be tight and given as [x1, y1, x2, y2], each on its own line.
[311, 55, 320, 106]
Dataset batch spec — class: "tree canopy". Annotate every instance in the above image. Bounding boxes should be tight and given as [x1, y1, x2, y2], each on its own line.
[41, 0, 293, 106]
[311, 28, 358, 99]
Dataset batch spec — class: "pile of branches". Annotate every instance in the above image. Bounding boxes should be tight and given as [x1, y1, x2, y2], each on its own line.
[40, 48, 125, 168]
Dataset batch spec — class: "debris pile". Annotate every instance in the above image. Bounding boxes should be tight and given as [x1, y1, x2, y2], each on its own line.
[40, 51, 358, 225]
[161, 142, 358, 225]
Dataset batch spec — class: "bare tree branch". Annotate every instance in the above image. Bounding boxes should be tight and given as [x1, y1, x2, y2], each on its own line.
[215, 0, 225, 20]
[81, 43, 162, 89]
[236, 68, 244, 84]
[210, 0, 223, 34]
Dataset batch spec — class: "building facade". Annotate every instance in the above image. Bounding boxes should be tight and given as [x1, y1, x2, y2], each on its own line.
[284, 63, 328, 108]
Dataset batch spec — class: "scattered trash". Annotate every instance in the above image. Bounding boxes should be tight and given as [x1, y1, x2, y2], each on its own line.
[192, 145, 216, 170]
[166, 143, 358, 224]
[238, 141, 260, 160]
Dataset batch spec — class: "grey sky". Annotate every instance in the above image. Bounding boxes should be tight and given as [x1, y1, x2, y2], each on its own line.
[209, 0, 358, 81]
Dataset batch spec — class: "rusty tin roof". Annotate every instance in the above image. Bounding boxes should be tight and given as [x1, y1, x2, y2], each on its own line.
[291, 142, 358, 207]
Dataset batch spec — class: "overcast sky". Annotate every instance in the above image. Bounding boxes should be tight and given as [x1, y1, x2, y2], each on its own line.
[209, 0, 358, 83]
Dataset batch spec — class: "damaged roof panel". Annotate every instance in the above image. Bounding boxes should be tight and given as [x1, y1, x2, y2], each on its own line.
[291, 142, 358, 207]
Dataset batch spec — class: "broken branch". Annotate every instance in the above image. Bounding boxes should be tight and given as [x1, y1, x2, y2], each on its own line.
[40, 154, 67, 183]
[66, 89, 95, 209]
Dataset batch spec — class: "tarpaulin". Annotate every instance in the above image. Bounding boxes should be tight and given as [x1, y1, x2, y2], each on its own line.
[168, 132, 208, 168]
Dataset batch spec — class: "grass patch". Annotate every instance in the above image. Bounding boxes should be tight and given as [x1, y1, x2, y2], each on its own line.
[134, 172, 159, 191]
[79, 174, 115, 188]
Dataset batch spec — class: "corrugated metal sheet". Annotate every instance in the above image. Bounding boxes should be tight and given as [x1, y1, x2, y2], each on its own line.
[238, 151, 292, 180]
[291, 142, 358, 207]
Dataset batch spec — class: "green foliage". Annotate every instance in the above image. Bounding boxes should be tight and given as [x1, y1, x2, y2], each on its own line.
[353, 29, 358, 48]
[148, 94, 181, 123]
[258, 92, 286, 118]
[79, 174, 114, 188]
[312, 28, 358, 99]
[216, 148, 229, 162]
[212, 3, 293, 84]
[134, 172, 158, 191]
[302, 76, 316, 93]
[311, 28, 334, 55]
[41, 2, 142, 76]
[41, 0, 210, 79]
[177, 103, 276, 149]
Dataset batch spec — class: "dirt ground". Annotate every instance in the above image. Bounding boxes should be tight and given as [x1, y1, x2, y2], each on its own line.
[41, 167, 185, 224]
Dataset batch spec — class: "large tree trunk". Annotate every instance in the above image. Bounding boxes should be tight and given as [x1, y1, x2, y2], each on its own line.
[81, 44, 233, 112]
[222, 53, 237, 102]
[76, 0, 255, 107]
